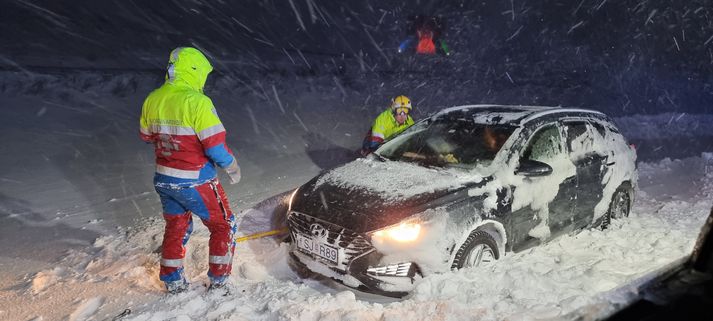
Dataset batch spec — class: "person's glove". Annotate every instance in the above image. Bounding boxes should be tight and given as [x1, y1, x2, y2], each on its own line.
[365, 140, 380, 152]
[440, 153, 459, 164]
[225, 159, 241, 184]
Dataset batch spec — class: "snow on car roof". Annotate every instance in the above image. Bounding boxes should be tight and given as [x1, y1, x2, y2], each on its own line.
[433, 104, 606, 126]
[519, 107, 607, 124]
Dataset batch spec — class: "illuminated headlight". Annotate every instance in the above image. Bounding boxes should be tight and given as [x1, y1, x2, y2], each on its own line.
[371, 222, 422, 243]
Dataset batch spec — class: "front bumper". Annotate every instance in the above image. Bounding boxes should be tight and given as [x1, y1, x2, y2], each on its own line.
[287, 211, 421, 297]
[289, 247, 420, 297]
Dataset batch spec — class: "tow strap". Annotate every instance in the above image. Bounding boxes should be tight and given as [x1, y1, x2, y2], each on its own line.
[234, 227, 289, 243]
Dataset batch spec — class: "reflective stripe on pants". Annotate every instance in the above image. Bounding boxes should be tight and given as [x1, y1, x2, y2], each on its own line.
[155, 179, 237, 284]
[161, 258, 184, 268]
[209, 255, 233, 265]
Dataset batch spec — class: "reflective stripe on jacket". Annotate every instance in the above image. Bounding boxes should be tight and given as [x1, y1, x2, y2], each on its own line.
[140, 47, 235, 186]
[369, 109, 414, 143]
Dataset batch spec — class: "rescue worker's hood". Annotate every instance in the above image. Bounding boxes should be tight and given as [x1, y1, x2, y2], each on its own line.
[289, 158, 490, 233]
[166, 47, 213, 93]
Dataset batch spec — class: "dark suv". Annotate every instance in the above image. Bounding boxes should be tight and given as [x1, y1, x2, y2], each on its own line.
[286, 105, 638, 297]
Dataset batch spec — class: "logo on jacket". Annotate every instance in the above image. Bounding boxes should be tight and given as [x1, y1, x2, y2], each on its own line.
[309, 223, 327, 238]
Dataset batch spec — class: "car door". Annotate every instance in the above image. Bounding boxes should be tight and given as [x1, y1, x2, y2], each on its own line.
[563, 120, 606, 228]
[509, 122, 578, 251]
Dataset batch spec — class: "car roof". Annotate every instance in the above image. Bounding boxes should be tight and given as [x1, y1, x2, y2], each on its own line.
[432, 104, 607, 126]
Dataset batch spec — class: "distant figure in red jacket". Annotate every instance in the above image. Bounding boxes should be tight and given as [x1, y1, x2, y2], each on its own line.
[398, 15, 451, 56]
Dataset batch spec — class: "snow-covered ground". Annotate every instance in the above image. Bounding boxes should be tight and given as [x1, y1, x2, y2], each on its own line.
[3, 155, 711, 321]
[1, 71, 712, 321]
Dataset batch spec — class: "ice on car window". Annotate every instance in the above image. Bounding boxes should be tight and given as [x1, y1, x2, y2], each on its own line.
[525, 125, 563, 162]
[565, 122, 594, 161]
[591, 122, 607, 137]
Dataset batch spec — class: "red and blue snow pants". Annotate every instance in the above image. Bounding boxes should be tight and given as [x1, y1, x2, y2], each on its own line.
[155, 179, 236, 285]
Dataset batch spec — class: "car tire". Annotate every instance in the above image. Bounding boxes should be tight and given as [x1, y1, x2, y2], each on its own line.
[601, 186, 632, 230]
[451, 230, 500, 270]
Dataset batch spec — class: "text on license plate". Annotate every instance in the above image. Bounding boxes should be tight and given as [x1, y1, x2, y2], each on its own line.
[295, 234, 339, 264]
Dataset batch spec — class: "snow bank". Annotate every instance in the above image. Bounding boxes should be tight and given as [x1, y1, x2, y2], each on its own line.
[3, 155, 710, 321]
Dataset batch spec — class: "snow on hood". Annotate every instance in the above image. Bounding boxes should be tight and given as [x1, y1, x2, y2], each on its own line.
[314, 158, 482, 201]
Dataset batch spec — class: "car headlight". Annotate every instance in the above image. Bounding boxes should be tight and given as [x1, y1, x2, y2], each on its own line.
[372, 222, 422, 243]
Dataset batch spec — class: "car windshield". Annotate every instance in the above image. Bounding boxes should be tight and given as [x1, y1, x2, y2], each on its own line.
[377, 115, 517, 168]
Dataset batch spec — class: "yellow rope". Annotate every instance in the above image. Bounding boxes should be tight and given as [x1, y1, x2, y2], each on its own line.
[234, 227, 289, 243]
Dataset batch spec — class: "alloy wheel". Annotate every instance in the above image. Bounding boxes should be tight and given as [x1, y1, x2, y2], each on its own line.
[464, 244, 496, 268]
[610, 190, 631, 220]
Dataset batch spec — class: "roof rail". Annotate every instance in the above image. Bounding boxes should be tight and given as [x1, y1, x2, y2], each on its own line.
[519, 108, 605, 124]
[434, 104, 558, 117]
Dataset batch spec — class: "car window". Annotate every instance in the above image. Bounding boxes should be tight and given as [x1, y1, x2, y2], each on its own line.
[590, 121, 607, 137]
[564, 121, 594, 161]
[523, 124, 563, 162]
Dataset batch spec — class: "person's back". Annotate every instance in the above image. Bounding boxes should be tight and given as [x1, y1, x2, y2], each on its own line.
[140, 47, 241, 294]
[141, 48, 235, 186]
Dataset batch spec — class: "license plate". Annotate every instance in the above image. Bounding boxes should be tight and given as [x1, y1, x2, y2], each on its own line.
[295, 234, 339, 265]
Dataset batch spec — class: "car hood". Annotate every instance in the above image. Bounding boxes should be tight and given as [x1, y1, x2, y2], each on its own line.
[290, 158, 488, 233]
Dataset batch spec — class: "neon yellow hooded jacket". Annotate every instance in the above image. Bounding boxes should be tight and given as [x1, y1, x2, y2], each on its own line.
[370, 109, 415, 142]
[140, 47, 234, 185]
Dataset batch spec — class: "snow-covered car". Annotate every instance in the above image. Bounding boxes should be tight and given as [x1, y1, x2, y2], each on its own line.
[286, 105, 638, 297]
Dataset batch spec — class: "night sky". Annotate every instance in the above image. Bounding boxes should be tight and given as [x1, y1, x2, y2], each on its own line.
[2, 0, 712, 115]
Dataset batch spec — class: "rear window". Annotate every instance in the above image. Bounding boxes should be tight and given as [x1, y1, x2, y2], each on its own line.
[590, 122, 607, 137]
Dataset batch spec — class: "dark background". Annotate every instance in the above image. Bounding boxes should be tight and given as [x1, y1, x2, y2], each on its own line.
[1, 0, 712, 116]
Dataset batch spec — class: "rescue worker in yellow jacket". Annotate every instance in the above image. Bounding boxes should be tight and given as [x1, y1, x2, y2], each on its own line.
[140, 47, 240, 293]
[361, 95, 415, 156]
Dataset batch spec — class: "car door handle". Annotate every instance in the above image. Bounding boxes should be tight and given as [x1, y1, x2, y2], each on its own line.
[603, 155, 615, 166]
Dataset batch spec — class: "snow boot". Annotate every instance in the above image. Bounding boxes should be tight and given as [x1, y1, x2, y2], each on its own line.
[165, 280, 189, 294]
[207, 281, 232, 296]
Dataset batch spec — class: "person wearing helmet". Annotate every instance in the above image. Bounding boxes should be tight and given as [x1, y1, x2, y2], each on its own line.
[140, 47, 240, 294]
[361, 95, 415, 156]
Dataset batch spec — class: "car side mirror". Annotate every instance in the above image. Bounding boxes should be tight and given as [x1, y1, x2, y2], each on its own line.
[516, 159, 553, 177]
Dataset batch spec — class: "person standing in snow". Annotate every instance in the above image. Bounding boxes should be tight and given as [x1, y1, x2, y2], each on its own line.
[140, 47, 241, 294]
[361, 95, 415, 156]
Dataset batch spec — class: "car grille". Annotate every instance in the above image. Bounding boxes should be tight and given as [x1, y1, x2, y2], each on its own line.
[287, 211, 374, 272]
